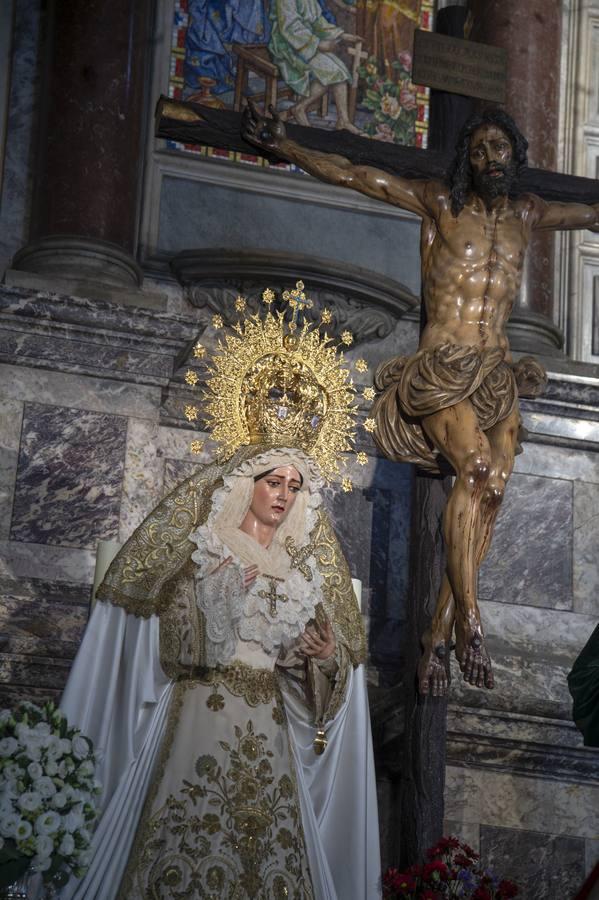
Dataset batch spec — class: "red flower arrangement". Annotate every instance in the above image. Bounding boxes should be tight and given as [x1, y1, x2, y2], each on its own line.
[382, 837, 519, 899]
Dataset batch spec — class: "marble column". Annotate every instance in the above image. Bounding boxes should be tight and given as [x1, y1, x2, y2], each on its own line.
[12, 0, 152, 288]
[471, 0, 563, 355]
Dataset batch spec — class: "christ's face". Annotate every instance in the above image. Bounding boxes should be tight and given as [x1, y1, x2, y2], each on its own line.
[249, 466, 302, 528]
[469, 124, 516, 200]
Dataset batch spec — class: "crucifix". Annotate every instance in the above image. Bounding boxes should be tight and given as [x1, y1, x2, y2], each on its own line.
[258, 576, 289, 618]
[282, 280, 313, 332]
[284, 536, 314, 582]
[155, 88, 599, 868]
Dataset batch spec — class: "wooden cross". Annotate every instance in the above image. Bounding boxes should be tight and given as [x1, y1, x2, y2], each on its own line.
[284, 536, 314, 582]
[258, 576, 289, 617]
[155, 97, 599, 205]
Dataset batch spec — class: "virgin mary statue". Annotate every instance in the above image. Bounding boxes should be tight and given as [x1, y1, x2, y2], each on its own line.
[58, 284, 381, 899]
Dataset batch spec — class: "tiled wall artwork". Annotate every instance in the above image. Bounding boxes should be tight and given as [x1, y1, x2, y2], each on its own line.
[167, 0, 433, 164]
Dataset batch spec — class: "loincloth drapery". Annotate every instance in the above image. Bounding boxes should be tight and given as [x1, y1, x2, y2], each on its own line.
[372, 343, 547, 473]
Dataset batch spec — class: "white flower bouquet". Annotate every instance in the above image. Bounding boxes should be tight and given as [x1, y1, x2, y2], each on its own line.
[0, 701, 100, 890]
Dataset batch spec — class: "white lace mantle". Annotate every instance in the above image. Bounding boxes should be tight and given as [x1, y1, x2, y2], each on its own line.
[189, 453, 326, 661]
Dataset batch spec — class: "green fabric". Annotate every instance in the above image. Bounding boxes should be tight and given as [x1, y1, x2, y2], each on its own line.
[568, 625, 599, 747]
[268, 0, 350, 97]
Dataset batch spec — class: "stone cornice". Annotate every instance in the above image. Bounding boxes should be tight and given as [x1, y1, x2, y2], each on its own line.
[170, 248, 419, 346]
[0, 285, 201, 387]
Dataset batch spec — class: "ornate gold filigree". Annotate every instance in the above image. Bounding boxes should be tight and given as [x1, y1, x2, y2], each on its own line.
[184, 282, 375, 480]
[284, 536, 315, 582]
[193, 662, 278, 708]
[97, 447, 262, 619]
[309, 507, 367, 666]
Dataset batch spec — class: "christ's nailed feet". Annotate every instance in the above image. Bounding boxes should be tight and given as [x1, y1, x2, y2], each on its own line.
[455, 616, 494, 689]
[418, 631, 451, 697]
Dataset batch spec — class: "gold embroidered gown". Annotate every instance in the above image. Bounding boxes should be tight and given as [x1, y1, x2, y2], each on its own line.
[59, 447, 381, 900]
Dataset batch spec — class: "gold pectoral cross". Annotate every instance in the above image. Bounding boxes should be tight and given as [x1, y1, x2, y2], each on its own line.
[258, 576, 289, 617]
[284, 536, 314, 582]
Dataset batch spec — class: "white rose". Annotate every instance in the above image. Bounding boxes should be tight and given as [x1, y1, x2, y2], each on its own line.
[77, 849, 92, 867]
[78, 827, 91, 845]
[35, 833, 54, 859]
[34, 810, 61, 835]
[0, 710, 11, 724]
[59, 833, 75, 856]
[63, 810, 84, 833]
[22, 739, 42, 762]
[0, 797, 14, 818]
[15, 818, 33, 841]
[15, 723, 31, 742]
[33, 722, 51, 737]
[33, 776, 56, 799]
[0, 737, 18, 757]
[0, 812, 20, 838]
[17, 791, 42, 813]
[71, 736, 89, 761]
[78, 760, 94, 779]
[51, 791, 68, 809]
[27, 761, 43, 780]
[58, 759, 75, 779]
[45, 735, 62, 759]
[4, 762, 24, 780]
[59, 739, 71, 756]
[45, 759, 58, 777]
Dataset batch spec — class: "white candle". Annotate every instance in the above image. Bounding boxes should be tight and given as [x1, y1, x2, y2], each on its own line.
[351, 577, 362, 611]
[92, 540, 122, 604]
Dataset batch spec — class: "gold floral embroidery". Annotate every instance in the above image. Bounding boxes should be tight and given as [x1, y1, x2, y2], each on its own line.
[117, 681, 188, 899]
[132, 719, 312, 899]
[192, 662, 278, 708]
[310, 508, 367, 666]
[206, 689, 225, 711]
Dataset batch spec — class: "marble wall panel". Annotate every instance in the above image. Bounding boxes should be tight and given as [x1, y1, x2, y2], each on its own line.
[0, 575, 90, 661]
[442, 819, 481, 852]
[0, 363, 161, 421]
[445, 764, 599, 839]
[449, 601, 597, 720]
[481, 825, 586, 900]
[0, 328, 174, 383]
[119, 418, 165, 540]
[479, 473, 572, 610]
[0, 654, 72, 707]
[573, 480, 599, 616]
[514, 439, 599, 484]
[0, 399, 23, 540]
[163, 457, 202, 495]
[0, 539, 96, 586]
[10, 402, 128, 549]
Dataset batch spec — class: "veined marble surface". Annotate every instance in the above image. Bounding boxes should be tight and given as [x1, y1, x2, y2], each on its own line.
[0, 362, 161, 420]
[10, 402, 128, 548]
[479, 471, 572, 610]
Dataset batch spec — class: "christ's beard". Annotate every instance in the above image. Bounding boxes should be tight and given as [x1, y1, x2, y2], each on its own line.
[473, 162, 518, 203]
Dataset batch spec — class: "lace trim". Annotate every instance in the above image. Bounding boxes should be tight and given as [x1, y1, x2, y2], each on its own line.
[237, 565, 321, 654]
[195, 564, 245, 667]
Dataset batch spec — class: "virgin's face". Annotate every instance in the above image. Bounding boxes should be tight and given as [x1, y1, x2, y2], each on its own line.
[249, 466, 302, 528]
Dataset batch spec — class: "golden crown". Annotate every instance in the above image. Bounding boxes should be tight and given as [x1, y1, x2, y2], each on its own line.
[183, 281, 376, 489]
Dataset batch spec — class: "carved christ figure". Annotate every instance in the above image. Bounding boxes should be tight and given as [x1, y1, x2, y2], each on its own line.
[242, 102, 599, 695]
